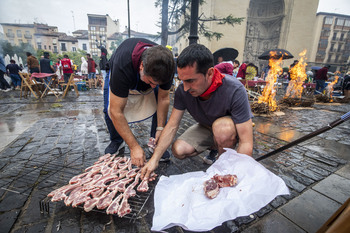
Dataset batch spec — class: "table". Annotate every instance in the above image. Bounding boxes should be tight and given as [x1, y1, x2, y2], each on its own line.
[31, 73, 59, 98]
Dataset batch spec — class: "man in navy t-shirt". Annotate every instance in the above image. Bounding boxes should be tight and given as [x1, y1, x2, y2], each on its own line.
[141, 44, 253, 180]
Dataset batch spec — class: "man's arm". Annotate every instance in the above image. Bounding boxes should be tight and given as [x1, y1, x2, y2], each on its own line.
[235, 119, 253, 156]
[154, 88, 170, 142]
[109, 90, 145, 167]
[141, 108, 185, 180]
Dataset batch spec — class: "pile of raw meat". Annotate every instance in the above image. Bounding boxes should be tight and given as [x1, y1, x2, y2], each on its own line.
[204, 174, 237, 199]
[47, 154, 154, 217]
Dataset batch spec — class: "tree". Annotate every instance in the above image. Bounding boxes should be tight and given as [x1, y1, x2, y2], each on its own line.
[155, 0, 245, 45]
[109, 35, 124, 55]
[0, 40, 36, 64]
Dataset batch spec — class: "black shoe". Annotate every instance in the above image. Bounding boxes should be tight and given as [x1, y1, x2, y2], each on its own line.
[105, 141, 125, 155]
[159, 150, 171, 162]
[203, 150, 218, 165]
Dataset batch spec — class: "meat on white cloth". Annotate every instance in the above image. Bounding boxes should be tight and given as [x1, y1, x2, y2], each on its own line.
[152, 148, 289, 232]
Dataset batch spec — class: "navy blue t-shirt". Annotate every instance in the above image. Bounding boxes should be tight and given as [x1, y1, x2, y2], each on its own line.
[174, 76, 253, 127]
[109, 38, 172, 98]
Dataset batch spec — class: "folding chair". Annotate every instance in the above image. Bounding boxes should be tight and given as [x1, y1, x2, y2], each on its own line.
[61, 73, 79, 98]
[19, 72, 42, 99]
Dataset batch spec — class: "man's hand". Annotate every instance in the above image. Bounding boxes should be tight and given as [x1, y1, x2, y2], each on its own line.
[130, 145, 146, 167]
[141, 158, 159, 181]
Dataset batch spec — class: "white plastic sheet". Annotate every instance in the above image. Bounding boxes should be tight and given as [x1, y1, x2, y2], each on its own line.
[152, 149, 289, 232]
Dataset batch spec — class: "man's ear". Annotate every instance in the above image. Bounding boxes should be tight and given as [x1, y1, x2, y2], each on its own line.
[139, 61, 144, 72]
[207, 67, 215, 78]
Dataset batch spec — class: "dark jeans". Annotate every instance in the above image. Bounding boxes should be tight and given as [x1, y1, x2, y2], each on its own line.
[63, 73, 71, 83]
[103, 71, 159, 144]
[0, 70, 11, 90]
[315, 79, 326, 94]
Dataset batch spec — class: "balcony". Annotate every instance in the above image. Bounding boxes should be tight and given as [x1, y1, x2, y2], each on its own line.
[24, 34, 32, 39]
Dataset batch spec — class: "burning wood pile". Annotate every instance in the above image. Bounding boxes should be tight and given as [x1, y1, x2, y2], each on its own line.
[281, 50, 315, 107]
[251, 51, 283, 114]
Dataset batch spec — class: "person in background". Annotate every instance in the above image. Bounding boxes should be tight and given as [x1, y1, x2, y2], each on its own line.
[236, 61, 248, 79]
[26, 52, 40, 74]
[0, 55, 11, 91]
[81, 57, 88, 80]
[260, 65, 270, 80]
[105, 38, 175, 167]
[60, 55, 74, 83]
[141, 43, 253, 180]
[342, 71, 350, 99]
[39, 52, 55, 85]
[86, 53, 97, 89]
[6, 59, 22, 90]
[315, 64, 330, 94]
[214, 60, 240, 76]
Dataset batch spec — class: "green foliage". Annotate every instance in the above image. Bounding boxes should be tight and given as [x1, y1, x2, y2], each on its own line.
[155, 0, 245, 42]
[0, 40, 36, 64]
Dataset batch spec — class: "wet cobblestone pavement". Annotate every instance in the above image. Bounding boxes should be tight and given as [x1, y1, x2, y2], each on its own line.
[0, 89, 349, 233]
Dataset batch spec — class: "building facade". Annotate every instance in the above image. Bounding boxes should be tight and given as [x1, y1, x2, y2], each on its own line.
[175, 0, 320, 72]
[0, 23, 36, 48]
[309, 12, 350, 72]
[87, 14, 120, 56]
[72, 30, 90, 53]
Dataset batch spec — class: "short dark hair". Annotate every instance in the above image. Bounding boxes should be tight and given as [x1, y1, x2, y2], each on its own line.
[10, 59, 15, 63]
[177, 44, 214, 76]
[233, 60, 240, 66]
[26, 52, 32, 56]
[43, 52, 50, 58]
[86, 53, 91, 57]
[64, 54, 69, 58]
[141, 45, 175, 84]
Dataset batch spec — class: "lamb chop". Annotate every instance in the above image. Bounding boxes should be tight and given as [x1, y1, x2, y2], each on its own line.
[203, 179, 219, 199]
[212, 174, 237, 188]
[106, 194, 123, 215]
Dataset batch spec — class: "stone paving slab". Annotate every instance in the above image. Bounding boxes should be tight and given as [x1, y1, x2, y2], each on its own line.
[242, 211, 306, 233]
[312, 174, 350, 204]
[0, 90, 350, 232]
[278, 189, 341, 233]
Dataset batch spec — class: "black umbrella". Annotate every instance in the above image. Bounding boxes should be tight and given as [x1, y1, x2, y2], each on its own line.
[258, 49, 294, 60]
[213, 48, 239, 64]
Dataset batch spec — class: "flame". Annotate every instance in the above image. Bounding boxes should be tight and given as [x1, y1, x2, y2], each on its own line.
[258, 51, 283, 111]
[325, 71, 340, 101]
[285, 50, 308, 99]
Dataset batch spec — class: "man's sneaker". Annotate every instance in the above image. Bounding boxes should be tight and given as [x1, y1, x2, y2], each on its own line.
[159, 150, 171, 162]
[203, 150, 218, 165]
[105, 141, 125, 155]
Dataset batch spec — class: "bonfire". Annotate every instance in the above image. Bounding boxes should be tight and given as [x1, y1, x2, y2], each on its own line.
[279, 50, 314, 107]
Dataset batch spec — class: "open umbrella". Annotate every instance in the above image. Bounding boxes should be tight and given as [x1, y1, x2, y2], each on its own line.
[311, 66, 321, 70]
[258, 49, 294, 60]
[213, 48, 239, 64]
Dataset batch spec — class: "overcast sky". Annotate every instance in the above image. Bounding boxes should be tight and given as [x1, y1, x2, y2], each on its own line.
[0, 0, 349, 35]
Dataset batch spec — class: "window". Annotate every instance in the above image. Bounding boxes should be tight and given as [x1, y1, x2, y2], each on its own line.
[72, 47, 76, 52]
[83, 43, 87, 50]
[18, 39, 23, 44]
[336, 18, 344, 26]
[53, 46, 58, 53]
[72, 42, 75, 44]
[332, 32, 337, 40]
[319, 39, 328, 49]
[44, 45, 47, 49]
[327, 54, 332, 62]
[90, 26, 96, 31]
[61, 43, 67, 51]
[345, 20, 350, 27]
[36, 37, 41, 43]
[337, 44, 342, 52]
[340, 33, 344, 41]
[27, 39, 31, 44]
[37, 43, 42, 50]
[330, 43, 335, 51]
[92, 44, 97, 48]
[321, 29, 330, 37]
[53, 39, 57, 44]
[16, 30, 22, 37]
[324, 17, 333, 25]
[49, 45, 51, 50]
[100, 27, 105, 32]
[91, 35, 97, 40]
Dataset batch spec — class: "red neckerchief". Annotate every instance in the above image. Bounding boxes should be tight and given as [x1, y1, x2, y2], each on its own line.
[199, 68, 225, 98]
[131, 41, 154, 71]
